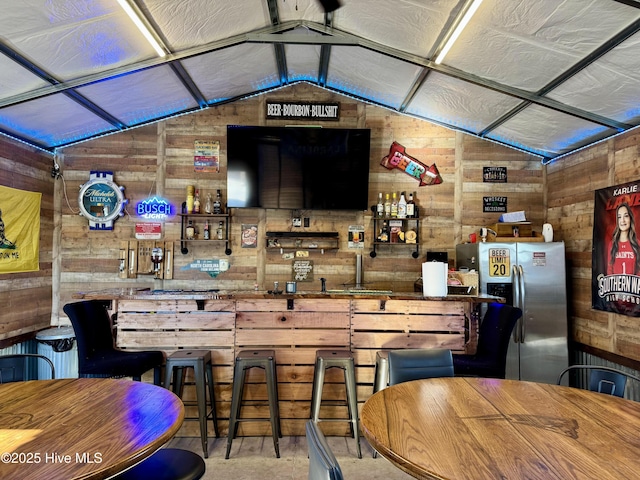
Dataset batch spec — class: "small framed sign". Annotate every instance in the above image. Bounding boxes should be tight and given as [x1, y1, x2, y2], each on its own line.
[293, 260, 314, 282]
[483, 196, 507, 213]
[483, 167, 507, 183]
[266, 101, 340, 121]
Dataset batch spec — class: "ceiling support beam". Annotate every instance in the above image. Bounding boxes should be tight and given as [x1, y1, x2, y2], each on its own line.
[169, 62, 208, 108]
[0, 19, 630, 133]
[267, 0, 289, 85]
[0, 41, 125, 129]
[480, 17, 640, 136]
[304, 23, 631, 131]
[318, 11, 336, 87]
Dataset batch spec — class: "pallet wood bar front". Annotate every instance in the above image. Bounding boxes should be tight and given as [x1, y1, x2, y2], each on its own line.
[73, 289, 497, 436]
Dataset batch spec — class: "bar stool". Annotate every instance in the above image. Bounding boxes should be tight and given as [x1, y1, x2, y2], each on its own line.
[164, 350, 218, 458]
[372, 350, 390, 394]
[371, 350, 389, 459]
[225, 349, 281, 459]
[310, 349, 361, 459]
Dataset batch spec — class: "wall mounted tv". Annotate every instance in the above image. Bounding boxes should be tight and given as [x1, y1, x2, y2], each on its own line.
[227, 125, 371, 210]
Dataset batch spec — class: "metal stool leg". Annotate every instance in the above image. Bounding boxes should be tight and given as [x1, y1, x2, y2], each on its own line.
[193, 359, 209, 458]
[206, 360, 219, 438]
[225, 358, 245, 459]
[265, 358, 280, 458]
[310, 356, 326, 423]
[344, 357, 362, 459]
[372, 351, 388, 459]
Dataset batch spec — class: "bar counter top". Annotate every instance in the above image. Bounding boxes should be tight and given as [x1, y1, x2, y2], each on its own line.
[73, 288, 503, 302]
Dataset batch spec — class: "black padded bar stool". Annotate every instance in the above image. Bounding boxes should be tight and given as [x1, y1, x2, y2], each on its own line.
[226, 349, 281, 459]
[164, 350, 218, 458]
[310, 349, 361, 459]
[112, 448, 205, 480]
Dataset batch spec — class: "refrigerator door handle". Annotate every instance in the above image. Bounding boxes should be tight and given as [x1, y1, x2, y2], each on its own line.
[512, 265, 522, 343]
[518, 265, 525, 342]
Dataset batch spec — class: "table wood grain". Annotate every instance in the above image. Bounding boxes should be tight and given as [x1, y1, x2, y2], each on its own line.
[361, 377, 640, 479]
[0, 378, 184, 479]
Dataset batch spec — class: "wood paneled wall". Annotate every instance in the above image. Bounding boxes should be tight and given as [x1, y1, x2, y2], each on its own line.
[0, 138, 54, 344]
[2, 83, 639, 368]
[55, 83, 543, 316]
[547, 130, 640, 363]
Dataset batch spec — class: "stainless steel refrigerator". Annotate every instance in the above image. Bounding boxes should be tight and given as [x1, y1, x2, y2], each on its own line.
[456, 241, 568, 384]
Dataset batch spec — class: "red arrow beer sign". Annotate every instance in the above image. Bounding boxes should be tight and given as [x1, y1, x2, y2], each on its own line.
[380, 142, 442, 186]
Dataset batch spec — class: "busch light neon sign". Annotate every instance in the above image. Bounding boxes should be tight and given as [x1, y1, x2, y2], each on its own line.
[136, 196, 174, 220]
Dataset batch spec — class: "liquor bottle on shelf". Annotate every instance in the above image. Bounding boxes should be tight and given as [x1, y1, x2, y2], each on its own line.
[406, 192, 415, 218]
[213, 190, 222, 214]
[376, 193, 384, 218]
[384, 193, 391, 217]
[397, 192, 407, 218]
[186, 220, 195, 240]
[186, 185, 195, 214]
[378, 220, 389, 243]
[204, 193, 213, 214]
[193, 189, 201, 214]
[203, 220, 210, 240]
[390, 192, 398, 218]
[217, 221, 224, 240]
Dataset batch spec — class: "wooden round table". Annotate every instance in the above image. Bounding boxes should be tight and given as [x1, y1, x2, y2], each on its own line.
[361, 377, 640, 479]
[0, 378, 184, 479]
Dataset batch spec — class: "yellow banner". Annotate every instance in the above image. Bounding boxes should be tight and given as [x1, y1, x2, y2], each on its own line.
[0, 185, 41, 274]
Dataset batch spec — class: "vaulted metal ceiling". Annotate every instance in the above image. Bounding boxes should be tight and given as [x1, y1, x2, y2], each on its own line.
[1, 0, 640, 163]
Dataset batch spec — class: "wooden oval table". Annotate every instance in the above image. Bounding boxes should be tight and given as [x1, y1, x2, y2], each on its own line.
[0, 378, 184, 479]
[361, 377, 640, 479]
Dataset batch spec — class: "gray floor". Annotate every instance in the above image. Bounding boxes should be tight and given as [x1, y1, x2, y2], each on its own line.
[166, 435, 413, 480]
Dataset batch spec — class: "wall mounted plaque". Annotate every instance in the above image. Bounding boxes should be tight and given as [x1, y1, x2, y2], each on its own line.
[78, 171, 127, 230]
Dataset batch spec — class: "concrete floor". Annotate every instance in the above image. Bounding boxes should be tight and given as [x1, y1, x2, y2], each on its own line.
[166, 435, 414, 480]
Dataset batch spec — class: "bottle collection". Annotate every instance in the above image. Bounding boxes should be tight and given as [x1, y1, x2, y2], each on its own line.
[375, 191, 418, 244]
[184, 186, 225, 241]
[375, 191, 418, 219]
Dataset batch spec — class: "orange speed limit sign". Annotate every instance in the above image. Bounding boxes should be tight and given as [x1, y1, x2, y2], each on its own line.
[488, 248, 510, 277]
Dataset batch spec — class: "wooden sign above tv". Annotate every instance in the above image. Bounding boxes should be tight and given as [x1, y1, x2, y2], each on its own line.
[266, 101, 340, 121]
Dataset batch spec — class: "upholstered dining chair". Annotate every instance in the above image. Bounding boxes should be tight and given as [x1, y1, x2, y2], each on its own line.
[63, 300, 164, 384]
[452, 303, 522, 379]
[0, 353, 55, 383]
[306, 420, 344, 480]
[387, 348, 454, 386]
[557, 365, 640, 398]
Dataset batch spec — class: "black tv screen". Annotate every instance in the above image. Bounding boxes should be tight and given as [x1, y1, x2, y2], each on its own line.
[227, 126, 371, 210]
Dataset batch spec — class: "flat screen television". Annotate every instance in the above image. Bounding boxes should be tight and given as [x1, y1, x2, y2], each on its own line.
[227, 125, 371, 210]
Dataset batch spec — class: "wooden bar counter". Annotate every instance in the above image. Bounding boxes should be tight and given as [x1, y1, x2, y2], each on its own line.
[72, 289, 501, 437]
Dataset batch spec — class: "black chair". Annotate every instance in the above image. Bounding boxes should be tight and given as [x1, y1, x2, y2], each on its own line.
[63, 300, 164, 384]
[0, 354, 55, 383]
[388, 348, 454, 386]
[306, 420, 344, 480]
[452, 303, 522, 379]
[557, 365, 640, 398]
[112, 448, 205, 480]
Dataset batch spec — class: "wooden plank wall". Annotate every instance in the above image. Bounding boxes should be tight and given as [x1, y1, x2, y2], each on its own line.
[0, 138, 54, 344]
[56, 83, 543, 315]
[547, 130, 640, 363]
[3, 82, 640, 375]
